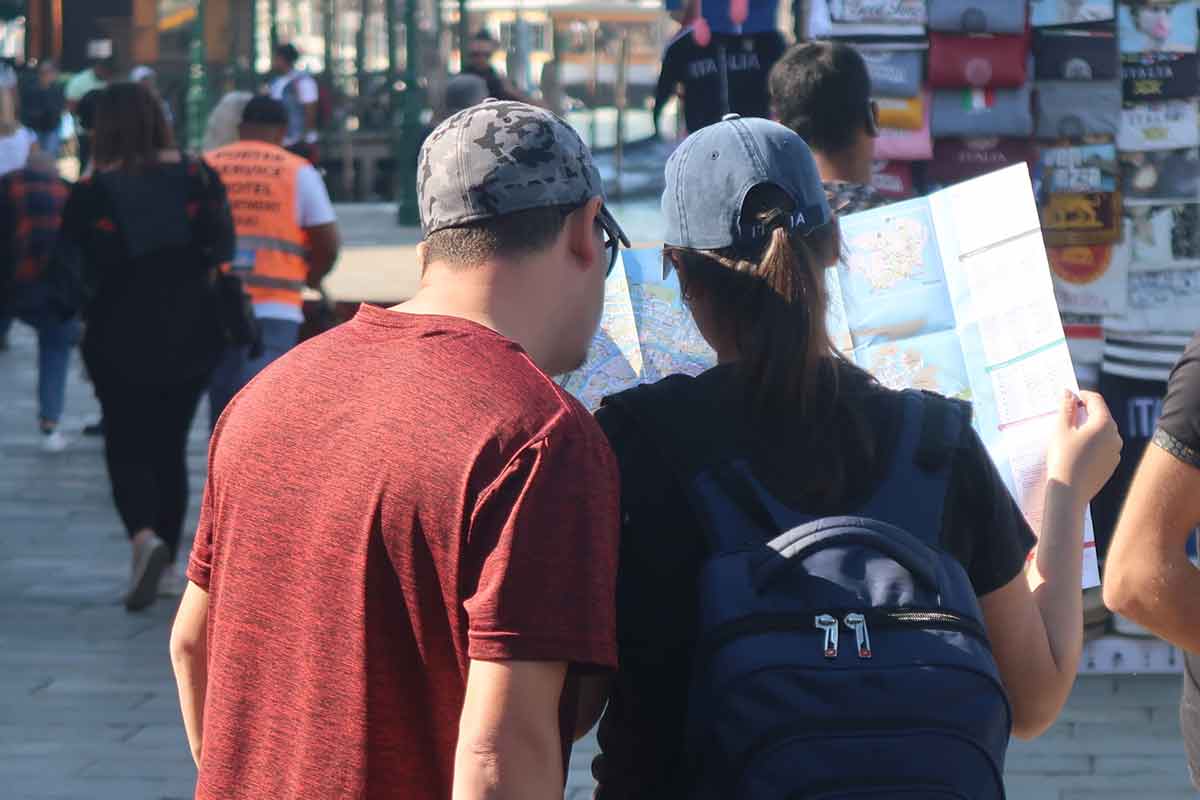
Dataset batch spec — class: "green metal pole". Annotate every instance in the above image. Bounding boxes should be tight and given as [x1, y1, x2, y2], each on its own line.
[269, 0, 279, 54]
[248, 0, 259, 88]
[323, 0, 335, 82]
[355, 0, 366, 99]
[186, 0, 210, 152]
[395, 0, 423, 225]
[458, 0, 469, 69]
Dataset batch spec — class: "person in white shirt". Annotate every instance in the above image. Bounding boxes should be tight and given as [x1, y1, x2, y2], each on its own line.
[130, 65, 174, 130]
[269, 43, 320, 163]
[0, 83, 38, 176]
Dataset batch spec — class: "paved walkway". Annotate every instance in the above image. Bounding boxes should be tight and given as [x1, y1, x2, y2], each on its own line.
[0, 283, 600, 798]
[0, 323, 201, 798]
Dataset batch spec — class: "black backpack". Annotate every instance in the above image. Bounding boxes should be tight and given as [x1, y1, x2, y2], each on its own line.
[606, 381, 1012, 799]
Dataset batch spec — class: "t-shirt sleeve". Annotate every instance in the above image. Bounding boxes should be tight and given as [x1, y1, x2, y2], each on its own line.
[295, 165, 336, 227]
[1154, 333, 1200, 470]
[462, 408, 620, 669]
[186, 470, 217, 590]
[945, 424, 1038, 597]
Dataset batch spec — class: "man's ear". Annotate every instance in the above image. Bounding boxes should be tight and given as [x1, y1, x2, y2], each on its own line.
[416, 240, 431, 276]
[565, 196, 604, 272]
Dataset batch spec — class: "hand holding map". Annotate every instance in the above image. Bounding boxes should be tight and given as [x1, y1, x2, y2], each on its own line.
[560, 165, 1099, 587]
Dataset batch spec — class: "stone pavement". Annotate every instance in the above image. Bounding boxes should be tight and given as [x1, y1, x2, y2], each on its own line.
[0, 323, 201, 799]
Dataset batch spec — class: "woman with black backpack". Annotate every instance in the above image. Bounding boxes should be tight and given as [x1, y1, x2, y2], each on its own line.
[58, 82, 235, 611]
[585, 116, 1122, 798]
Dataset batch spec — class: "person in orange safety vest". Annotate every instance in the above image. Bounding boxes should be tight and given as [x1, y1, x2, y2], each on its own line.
[205, 95, 340, 428]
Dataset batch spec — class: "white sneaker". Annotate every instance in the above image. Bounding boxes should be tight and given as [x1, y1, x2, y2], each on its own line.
[158, 565, 188, 597]
[125, 534, 169, 612]
[41, 429, 68, 453]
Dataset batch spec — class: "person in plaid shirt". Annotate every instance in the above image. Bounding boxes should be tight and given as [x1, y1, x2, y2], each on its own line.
[0, 150, 77, 452]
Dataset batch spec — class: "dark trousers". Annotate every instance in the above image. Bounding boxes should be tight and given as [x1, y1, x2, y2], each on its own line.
[92, 370, 208, 562]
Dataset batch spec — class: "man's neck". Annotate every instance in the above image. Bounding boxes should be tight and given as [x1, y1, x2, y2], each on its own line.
[814, 148, 871, 187]
[390, 263, 553, 369]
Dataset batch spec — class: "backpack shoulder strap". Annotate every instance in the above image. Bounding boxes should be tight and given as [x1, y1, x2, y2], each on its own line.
[856, 389, 969, 549]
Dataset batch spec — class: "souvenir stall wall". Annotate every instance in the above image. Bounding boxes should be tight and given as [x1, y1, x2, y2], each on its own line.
[808, 0, 1197, 674]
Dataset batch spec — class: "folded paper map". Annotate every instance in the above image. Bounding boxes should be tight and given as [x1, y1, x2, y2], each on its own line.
[560, 164, 1099, 588]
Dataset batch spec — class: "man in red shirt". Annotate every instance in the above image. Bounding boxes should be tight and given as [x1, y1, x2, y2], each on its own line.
[170, 100, 629, 799]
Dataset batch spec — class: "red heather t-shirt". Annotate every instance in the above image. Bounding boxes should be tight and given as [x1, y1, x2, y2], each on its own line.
[187, 304, 620, 799]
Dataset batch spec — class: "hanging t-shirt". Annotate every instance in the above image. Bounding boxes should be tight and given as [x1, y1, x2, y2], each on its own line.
[654, 29, 787, 134]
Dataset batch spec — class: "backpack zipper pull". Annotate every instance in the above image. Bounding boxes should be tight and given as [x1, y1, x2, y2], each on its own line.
[845, 613, 872, 659]
[815, 614, 839, 659]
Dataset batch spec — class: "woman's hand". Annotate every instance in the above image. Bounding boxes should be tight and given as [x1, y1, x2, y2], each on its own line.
[1045, 389, 1122, 506]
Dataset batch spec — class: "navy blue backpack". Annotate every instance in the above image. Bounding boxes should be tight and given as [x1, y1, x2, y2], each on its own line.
[613, 386, 1012, 799]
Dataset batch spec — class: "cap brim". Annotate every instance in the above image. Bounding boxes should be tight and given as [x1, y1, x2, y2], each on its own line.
[600, 204, 631, 249]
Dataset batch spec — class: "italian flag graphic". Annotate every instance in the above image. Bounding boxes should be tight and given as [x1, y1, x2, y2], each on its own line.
[963, 88, 996, 112]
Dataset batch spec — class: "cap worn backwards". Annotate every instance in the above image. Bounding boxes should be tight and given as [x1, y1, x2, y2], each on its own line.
[662, 115, 831, 251]
[418, 99, 629, 246]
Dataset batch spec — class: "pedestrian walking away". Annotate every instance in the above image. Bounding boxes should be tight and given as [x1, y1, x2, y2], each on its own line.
[201, 91, 253, 153]
[0, 149, 76, 452]
[21, 59, 65, 158]
[588, 115, 1123, 798]
[57, 83, 235, 611]
[205, 96, 340, 427]
[769, 41, 887, 217]
[268, 44, 321, 163]
[65, 55, 114, 172]
[170, 99, 628, 799]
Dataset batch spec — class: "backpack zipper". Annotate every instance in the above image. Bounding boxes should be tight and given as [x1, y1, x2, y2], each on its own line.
[702, 608, 989, 660]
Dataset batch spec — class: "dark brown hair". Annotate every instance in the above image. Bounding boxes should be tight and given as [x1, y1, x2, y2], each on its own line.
[769, 41, 874, 155]
[425, 204, 574, 267]
[668, 184, 875, 502]
[91, 82, 174, 173]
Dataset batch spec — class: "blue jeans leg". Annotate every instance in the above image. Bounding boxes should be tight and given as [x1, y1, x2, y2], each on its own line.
[37, 131, 61, 159]
[17, 308, 80, 426]
[245, 318, 301, 379]
[207, 318, 300, 428]
[208, 345, 244, 429]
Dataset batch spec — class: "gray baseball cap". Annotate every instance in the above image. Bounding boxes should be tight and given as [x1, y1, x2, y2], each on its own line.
[418, 99, 629, 246]
[662, 114, 831, 251]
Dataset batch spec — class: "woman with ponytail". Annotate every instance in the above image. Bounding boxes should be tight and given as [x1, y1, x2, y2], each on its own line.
[586, 116, 1122, 797]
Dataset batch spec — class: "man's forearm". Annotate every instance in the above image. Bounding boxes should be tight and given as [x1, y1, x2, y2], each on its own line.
[452, 734, 562, 800]
[1031, 481, 1085, 687]
[171, 647, 208, 766]
[1112, 551, 1200, 651]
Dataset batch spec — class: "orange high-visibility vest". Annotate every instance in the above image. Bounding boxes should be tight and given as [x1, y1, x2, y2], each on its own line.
[206, 141, 309, 309]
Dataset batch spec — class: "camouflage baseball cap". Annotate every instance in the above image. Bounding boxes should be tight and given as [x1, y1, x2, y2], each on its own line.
[418, 100, 629, 246]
